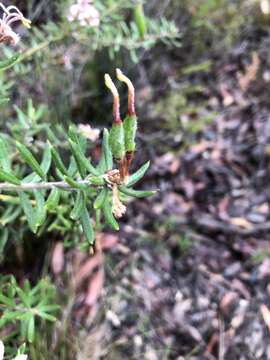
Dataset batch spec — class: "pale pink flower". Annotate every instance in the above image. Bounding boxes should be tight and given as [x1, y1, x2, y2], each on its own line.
[67, 0, 100, 27]
[78, 124, 100, 142]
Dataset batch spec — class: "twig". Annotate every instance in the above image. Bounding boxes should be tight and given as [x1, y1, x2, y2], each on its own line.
[0, 180, 90, 192]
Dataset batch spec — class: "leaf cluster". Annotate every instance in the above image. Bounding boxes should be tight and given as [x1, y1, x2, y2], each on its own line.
[0, 276, 58, 345]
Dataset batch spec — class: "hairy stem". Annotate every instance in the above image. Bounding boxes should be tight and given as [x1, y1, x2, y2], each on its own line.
[0, 180, 91, 192]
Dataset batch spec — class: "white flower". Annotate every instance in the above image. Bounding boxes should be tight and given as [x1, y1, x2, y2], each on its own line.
[0, 341, 4, 360]
[67, 0, 100, 27]
[0, 340, 28, 360]
[112, 184, 126, 218]
[78, 124, 100, 142]
[261, 0, 270, 14]
[0, 3, 31, 45]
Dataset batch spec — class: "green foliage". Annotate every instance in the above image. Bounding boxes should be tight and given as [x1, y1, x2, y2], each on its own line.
[0, 1, 176, 356]
[0, 276, 58, 345]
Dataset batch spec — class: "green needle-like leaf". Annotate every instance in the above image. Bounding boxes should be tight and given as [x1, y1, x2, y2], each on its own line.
[70, 191, 84, 220]
[16, 142, 46, 180]
[0, 54, 20, 71]
[103, 194, 119, 231]
[94, 187, 108, 210]
[19, 192, 37, 233]
[118, 185, 157, 198]
[80, 204, 95, 245]
[102, 128, 113, 170]
[46, 188, 60, 211]
[0, 135, 11, 172]
[126, 161, 150, 187]
[0, 169, 21, 185]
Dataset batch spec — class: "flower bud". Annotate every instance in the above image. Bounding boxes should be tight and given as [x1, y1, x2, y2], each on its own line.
[116, 69, 137, 153]
[104, 74, 125, 163]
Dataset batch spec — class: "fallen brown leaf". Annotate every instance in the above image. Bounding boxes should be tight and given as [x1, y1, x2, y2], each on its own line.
[74, 253, 102, 287]
[260, 304, 270, 332]
[85, 268, 104, 307]
[51, 242, 64, 275]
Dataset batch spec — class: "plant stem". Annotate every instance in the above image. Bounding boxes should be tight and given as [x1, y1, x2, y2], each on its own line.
[0, 180, 90, 192]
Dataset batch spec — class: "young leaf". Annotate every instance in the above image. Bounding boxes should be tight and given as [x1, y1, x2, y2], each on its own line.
[16, 142, 46, 180]
[126, 161, 150, 187]
[102, 128, 113, 170]
[19, 192, 37, 233]
[103, 194, 119, 231]
[46, 188, 60, 211]
[64, 175, 88, 190]
[49, 142, 69, 176]
[70, 191, 84, 220]
[97, 151, 106, 174]
[0, 54, 20, 71]
[34, 190, 46, 227]
[0, 169, 21, 185]
[23, 143, 52, 183]
[94, 187, 108, 210]
[118, 185, 157, 198]
[134, 3, 147, 39]
[16, 287, 30, 307]
[27, 315, 35, 343]
[80, 205, 95, 245]
[68, 139, 86, 178]
[37, 312, 57, 322]
[88, 175, 105, 186]
[69, 139, 99, 177]
[0, 135, 11, 172]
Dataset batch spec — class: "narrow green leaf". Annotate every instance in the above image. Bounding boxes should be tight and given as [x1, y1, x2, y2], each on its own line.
[27, 315, 35, 343]
[69, 139, 100, 177]
[68, 125, 79, 144]
[134, 3, 147, 39]
[40, 143, 52, 174]
[67, 156, 78, 177]
[19, 192, 37, 233]
[37, 304, 60, 312]
[16, 287, 30, 307]
[0, 206, 21, 225]
[88, 175, 105, 186]
[16, 142, 46, 180]
[118, 185, 157, 198]
[126, 161, 150, 187]
[0, 228, 8, 255]
[37, 312, 57, 322]
[34, 190, 46, 227]
[46, 188, 60, 211]
[0, 54, 20, 71]
[0, 169, 20, 185]
[23, 143, 52, 183]
[64, 175, 88, 190]
[103, 194, 119, 231]
[97, 151, 106, 174]
[0, 135, 11, 172]
[0, 293, 15, 307]
[102, 128, 113, 170]
[80, 205, 95, 245]
[70, 191, 84, 220]
[49, 142, 69, 176]
[94, 187, 108, 210]
[68, 139, 86, 178]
